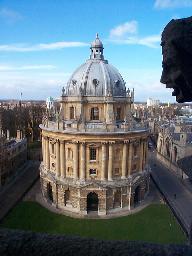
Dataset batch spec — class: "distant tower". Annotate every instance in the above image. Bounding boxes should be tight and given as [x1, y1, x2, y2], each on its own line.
[0, 105, 3, 135]
[46, 96, 54, 110]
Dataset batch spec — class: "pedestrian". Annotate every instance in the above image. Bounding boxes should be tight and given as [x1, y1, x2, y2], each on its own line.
[174, 193, 176, 199]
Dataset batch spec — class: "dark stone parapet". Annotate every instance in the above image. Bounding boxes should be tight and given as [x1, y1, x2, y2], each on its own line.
[0, 228, 191, 256]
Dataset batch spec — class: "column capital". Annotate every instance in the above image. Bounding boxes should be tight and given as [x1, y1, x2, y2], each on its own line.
[79, 141, 86, 145]
[109, 141, 115, 145]
[72, 140, 79, 144]
[49, 138, 56, 144]
[60, 140, 65, 144]
[124, 140, 129, 144]
[101, 141, 108, 145]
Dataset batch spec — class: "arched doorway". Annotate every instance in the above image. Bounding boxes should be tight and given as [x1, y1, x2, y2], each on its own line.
[134, 186, 141, 206]
[87, 192, 99, 213]
[64, 189, 71, 206]
[47, 183, 53, 202]
[113, 190, 121, 208]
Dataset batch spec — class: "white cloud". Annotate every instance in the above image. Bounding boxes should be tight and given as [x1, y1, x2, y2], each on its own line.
[154, 0, 192, 9]
[109, 21, 160, 48]
[121, 68, 175, 103]
[0, 41, 89, 52]
[109, 34, 160, 48]
[0, 8, 23, 23]
[0, 70, 71, 100]
[0, 64, 56, 71]
[110, 21, 138, 38]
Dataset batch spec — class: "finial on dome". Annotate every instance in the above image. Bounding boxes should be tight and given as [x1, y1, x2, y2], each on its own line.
[90, 33, 104, 60]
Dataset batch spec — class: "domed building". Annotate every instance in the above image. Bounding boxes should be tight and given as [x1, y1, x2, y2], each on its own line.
[40, 34, 150, 216]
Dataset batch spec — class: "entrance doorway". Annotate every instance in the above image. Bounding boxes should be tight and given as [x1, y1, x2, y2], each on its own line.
[87, 192, 99, 213]
[47, 183, 53, 202]
[64, 189, 71, 206]
[134, 186, 140, 206]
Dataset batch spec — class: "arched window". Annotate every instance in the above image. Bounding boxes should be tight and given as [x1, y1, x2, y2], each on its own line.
[114, 148, 120, 160]
[67, 167, 73, 176]
[67, 148, 73, 159]
[90, 147, 96, 161]
[64, 189, 71, 206]
[90, 107, 99, 120]
[70, 106, 75, 119]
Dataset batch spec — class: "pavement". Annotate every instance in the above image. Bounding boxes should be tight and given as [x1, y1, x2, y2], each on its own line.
[0, 161, 40, 221]
[149, 150, 192, 235]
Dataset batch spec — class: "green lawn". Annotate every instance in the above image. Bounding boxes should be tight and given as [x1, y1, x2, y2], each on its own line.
[0, 202, 186, 244]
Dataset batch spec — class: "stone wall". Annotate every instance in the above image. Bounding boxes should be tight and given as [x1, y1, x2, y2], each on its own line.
[156, 152, 188, 179]
[0, 228, 191, 256]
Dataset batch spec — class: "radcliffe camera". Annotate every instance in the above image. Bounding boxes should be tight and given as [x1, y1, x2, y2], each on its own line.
[1, 1, 192, 256]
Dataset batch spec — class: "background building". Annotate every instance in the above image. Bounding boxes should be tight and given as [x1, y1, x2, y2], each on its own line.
[157, 116, 192, 179]
[147, 98, 160, 107]
[0, 130, 27, 188]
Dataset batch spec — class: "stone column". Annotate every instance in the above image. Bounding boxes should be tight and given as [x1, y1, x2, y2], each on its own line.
[73, 142, 79, 179]
[56, 139, 60, 177]
[60, 141, 65, 178]
[41, 136, 44, 158]
[101, 143, 107, 180]
[145, 140, 148, 166]
[80, 142, 86, 180]
[139, 140, 144, 171]
[42, 136, 45, 165]
[121, 142, 128, 179]
[108, 143, 113, 181]
[45, 137, 50, 170]
[128, 142, 133, 176]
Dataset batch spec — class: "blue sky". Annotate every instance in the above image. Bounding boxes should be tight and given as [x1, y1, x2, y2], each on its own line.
[0, 0, 192, 102]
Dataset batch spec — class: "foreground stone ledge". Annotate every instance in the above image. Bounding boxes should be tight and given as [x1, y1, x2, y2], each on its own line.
[0, 228, 191, 256]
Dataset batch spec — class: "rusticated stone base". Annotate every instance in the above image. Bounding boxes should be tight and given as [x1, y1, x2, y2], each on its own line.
[40, 169, 150, 217]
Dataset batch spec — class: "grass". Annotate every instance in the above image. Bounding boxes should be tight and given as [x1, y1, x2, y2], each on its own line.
[0, 202, 186, 244]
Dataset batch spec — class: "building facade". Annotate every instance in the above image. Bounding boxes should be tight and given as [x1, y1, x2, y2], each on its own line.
[147, 98, 160, 107]
[40, 35, 150, 216]
[0, 130, 27, 188]
[157, 117, 192, 178]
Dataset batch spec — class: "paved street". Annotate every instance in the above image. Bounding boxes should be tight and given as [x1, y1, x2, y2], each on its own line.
[149, 151, 192, 234]
[0, 161, 40, 221]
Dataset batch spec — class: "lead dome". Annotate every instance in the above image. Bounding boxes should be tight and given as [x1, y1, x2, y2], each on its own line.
[66, 34, 126, 97]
